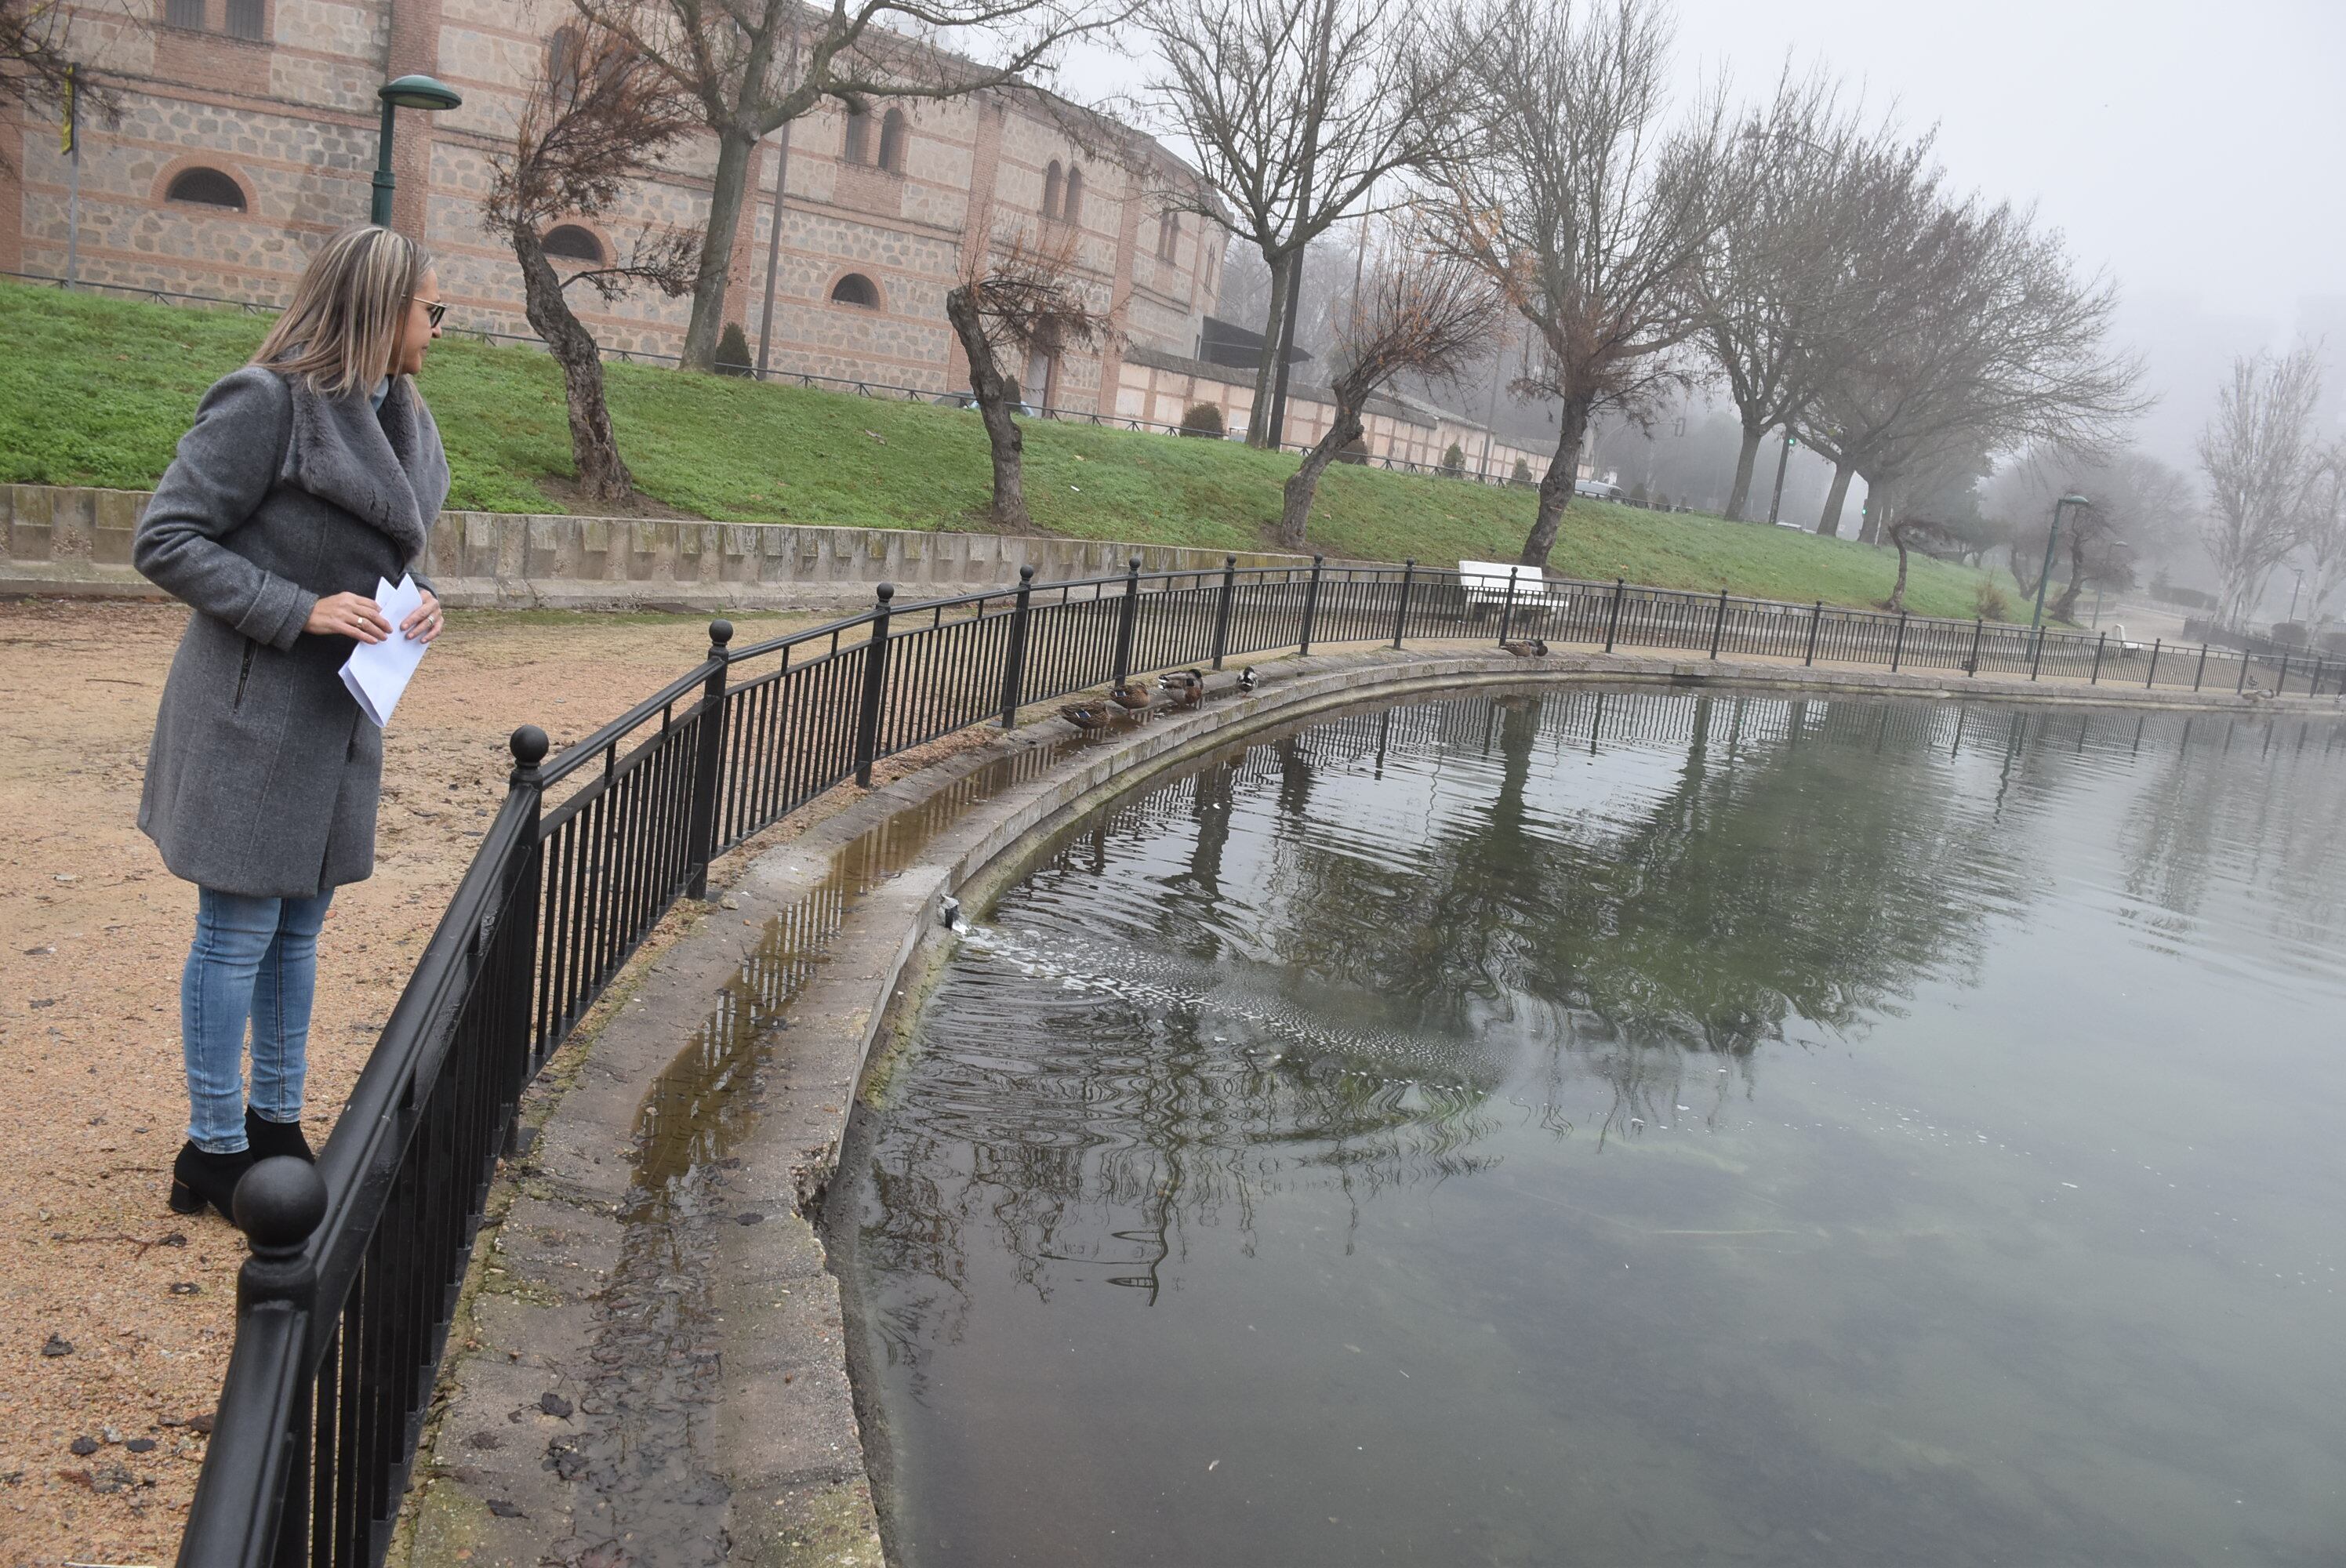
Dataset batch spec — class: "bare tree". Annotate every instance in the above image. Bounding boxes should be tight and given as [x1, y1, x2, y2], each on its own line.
[2197, 345, 2323, 629]
[1697, 76, 1923, 521]
[1142, 0, 1479, 446]
[1275, 238, 1500, 547]
[580, 0, 1113, 372]
[2304, 445, 2346, 628]
[1441, 0, 1742, 569]
[485, 24, 700, 505]
[2, 2, 116, 176]
[1799, 180, 2144, 595]
[943, 228, 1110, 529]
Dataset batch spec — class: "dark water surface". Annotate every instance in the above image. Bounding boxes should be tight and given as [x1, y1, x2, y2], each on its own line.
[836, 691, 2346, 1567]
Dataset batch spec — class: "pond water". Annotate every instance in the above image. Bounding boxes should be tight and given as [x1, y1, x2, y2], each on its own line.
[834, 690, 2346, 1567]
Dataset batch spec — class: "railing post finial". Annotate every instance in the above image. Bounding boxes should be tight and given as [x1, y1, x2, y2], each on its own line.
[509, 724, 550, 786]
[232, 1158, 326, 1310]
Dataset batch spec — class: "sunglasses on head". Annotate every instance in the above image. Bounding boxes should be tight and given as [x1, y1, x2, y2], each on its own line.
[422, 299, 447, 328]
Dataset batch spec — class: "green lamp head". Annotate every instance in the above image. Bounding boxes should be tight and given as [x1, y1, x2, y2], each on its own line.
[380, 74, 463, 112]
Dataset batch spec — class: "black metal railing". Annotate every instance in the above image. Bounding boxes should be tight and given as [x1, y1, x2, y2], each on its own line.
[175, 557, 2335, 1568]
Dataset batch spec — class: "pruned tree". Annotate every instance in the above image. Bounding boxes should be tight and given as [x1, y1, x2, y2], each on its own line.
[943, 229, 1110, 529]
[1995, 445, 2193, 621]
[1440, 0, 1744, 570]
[1276, 238, 1500, 547]
[2, 2, 116, 175]
[579, 0, 1116, 373]
[485, 22, 700, 505]
[2196, 344, 2324, 629]
[1142, 0, 1481, 446]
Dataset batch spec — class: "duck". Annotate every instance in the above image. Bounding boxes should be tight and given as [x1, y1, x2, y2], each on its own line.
[1157, 681, 1204, 713]
[1237, 666, 1258, 693]
[1110, 681, 1153, 713]
[2242, 681, 2275, 704]
[1059, 701, 1113, 730]
[1499, 638, 1550, 658]
[1158, 668, 1206, 692]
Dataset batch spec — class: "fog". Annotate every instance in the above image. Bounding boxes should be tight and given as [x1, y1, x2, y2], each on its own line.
[1066, 0, 2345, 577]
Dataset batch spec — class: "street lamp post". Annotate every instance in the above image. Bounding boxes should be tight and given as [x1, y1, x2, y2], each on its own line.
[2031, 493, 2091, 630]
[370, 74, 463, 228]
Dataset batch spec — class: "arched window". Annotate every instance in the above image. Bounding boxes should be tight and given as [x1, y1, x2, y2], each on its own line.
[844, 106, 873, 165]
[165, 167, 246, 211]
[1157, 209, 1179, 262]
[547, 24, 584, 100]
[542, 223, 604, 263]
[1041, 160, 1063, 222]
[877, 108, 908, 174]
[1062, 165, 1084, 226]
[830, 272, 880, 309]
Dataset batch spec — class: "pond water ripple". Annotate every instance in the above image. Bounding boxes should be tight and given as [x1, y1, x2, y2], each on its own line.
[840, 690, 2346, 1567]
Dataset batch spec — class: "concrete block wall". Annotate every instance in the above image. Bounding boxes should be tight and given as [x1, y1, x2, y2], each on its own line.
[0, 484, 1363, 614]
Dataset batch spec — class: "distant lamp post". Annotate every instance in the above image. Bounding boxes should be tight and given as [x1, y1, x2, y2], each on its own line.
[370, 74, 462, 227]
[2032, 493, 2091, 629]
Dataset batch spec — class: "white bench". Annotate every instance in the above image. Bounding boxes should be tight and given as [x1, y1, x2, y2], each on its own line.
[1458, 560, 1564, 615]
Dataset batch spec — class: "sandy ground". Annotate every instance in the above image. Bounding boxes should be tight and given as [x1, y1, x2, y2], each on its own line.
[0, 599, 826, 1568]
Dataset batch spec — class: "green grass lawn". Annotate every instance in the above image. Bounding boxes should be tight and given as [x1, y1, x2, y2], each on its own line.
[0, 279, 2017, 619]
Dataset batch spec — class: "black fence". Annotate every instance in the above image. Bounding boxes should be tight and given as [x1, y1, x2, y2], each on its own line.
[175, 558, 2337, 1567]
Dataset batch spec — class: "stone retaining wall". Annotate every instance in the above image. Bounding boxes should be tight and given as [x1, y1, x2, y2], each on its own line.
[0, 483, 1352, 613]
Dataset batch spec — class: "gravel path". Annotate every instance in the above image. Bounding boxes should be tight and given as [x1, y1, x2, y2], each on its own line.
[0, 600, 814, 1568]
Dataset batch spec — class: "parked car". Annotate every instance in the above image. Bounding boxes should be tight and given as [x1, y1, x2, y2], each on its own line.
[1574, 477, 1622, 501]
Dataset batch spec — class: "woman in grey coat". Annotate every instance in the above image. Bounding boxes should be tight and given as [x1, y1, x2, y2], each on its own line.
[134, 225, 450, 1218]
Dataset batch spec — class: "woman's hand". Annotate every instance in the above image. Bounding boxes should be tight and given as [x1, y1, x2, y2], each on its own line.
[306, 591, 392, 644]
[401, 587, 445, 644]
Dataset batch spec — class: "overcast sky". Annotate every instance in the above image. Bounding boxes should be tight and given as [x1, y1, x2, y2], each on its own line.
[1073, 0, 2346, 452]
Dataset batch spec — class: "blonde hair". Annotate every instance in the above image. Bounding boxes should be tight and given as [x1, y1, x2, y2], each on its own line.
[252, 226, 429, 400]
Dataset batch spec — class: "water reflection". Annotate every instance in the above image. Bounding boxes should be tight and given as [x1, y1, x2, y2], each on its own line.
[841, 691, 2346, 1567]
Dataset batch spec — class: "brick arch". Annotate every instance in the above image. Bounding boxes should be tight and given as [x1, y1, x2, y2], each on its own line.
[541, 219, 609, 264]
[825, 268, 884, 311]
[152, 155, 258, 216]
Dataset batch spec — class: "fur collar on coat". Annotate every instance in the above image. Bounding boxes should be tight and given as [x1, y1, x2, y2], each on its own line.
[281, 374, 448, 559]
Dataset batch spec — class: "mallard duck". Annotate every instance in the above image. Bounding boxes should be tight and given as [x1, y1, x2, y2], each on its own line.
[1158, 668, 1205, 691]
[1499, 638, 1550, 658]
[2242, 681, 2275, 704]
[1059, 702, 1113, 730]
[1157, 681, 1204, 712]
[1110, 681, 1153, 712]
[1237, 666, 1258, 692]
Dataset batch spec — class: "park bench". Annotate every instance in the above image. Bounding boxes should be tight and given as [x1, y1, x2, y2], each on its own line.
[1458, 560, 1567, 622]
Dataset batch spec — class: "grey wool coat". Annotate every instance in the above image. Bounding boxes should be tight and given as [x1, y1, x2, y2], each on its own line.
[135, 365, 448, 898]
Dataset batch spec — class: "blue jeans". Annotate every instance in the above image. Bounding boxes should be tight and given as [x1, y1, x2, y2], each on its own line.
[180, 887, 334, 1153]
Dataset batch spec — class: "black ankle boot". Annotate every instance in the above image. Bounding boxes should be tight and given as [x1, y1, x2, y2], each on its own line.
[245, 1108, 314, 1163]
[169, 1142, 256, 1220]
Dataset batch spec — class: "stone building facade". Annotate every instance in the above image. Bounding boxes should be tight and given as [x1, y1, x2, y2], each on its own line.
[2, 0, 1574, 478]
[1, 0, 1229, 412]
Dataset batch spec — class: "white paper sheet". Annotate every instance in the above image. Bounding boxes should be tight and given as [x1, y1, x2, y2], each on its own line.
[337, 574, 430, 728]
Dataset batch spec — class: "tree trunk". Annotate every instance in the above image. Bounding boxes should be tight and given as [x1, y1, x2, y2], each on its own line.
[514, 233, 634, 504]
[944, 285, 1028, 530]
[1817, 462, 1854, 536]
[1521, 396, 1590, 568]
[1276, 403, 1363, 550]
[1244, 252, 1289, 448]
[681, 125, 758, 373]
[1723, 420, 1763, 522]
[1884, 516, 1913, 612]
